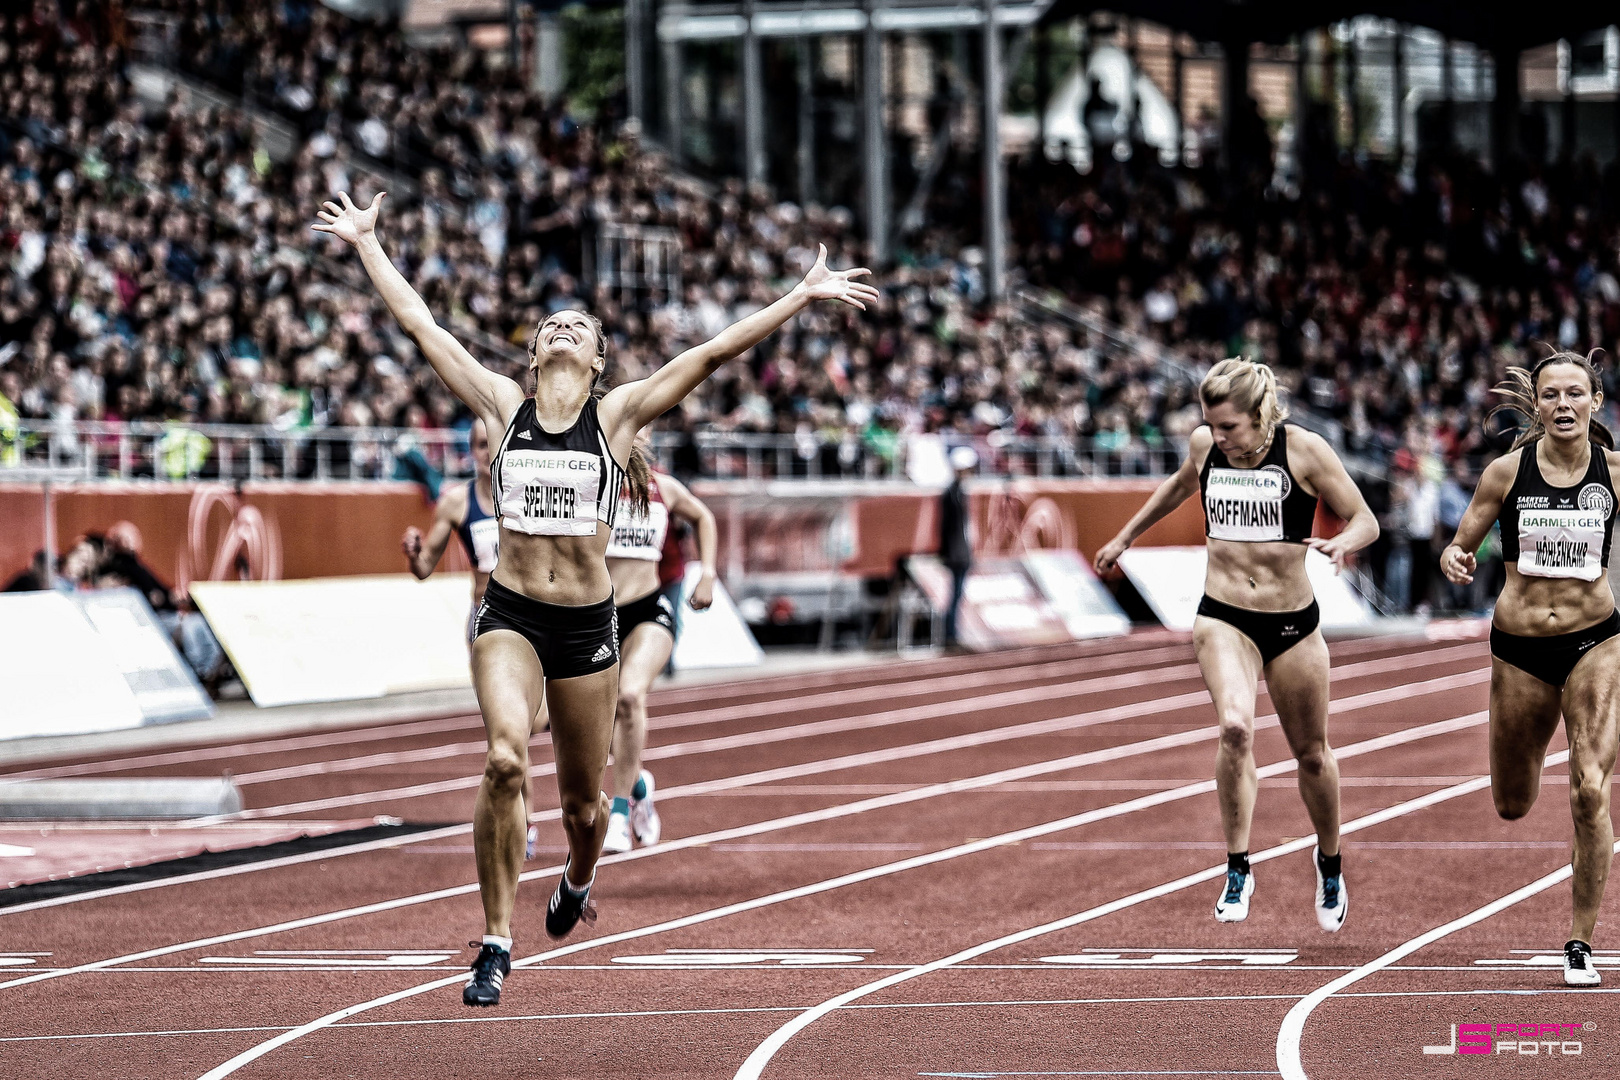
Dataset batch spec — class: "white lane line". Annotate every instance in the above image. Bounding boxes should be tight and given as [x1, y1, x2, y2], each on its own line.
[222, 654, 1218, 789]
[15, 984, 1614, 1045]
[204, 647, 1489, 819]
[188, 714, 1493, 1080]
[730, 749, 1567, 1080]
[3, 641, 1206, 782]
[1274, 837, 1620, 1080]
[0, 660, 1485, 924]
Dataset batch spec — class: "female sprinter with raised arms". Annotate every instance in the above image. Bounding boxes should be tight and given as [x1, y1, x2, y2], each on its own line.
[1441, 351, 1620, 987]
[1095, 359, 1379, 931]
[601, 454, 719, 854]
[312, 191, 876, 1007]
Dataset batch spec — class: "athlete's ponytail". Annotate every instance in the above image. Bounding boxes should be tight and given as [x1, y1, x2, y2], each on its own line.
[1200, 358, 1287, 430]
[1487, 349, 1615, 452]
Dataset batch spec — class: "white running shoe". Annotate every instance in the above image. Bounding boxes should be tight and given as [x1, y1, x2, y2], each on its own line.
[602, 812, 632, 854]
[1565, 940, 1602, 987]
[1214, 867, 1255, 922]
[525, 825, 538, 861]
[1313, 847, 1347, 933]
[630, 769, 661, 847]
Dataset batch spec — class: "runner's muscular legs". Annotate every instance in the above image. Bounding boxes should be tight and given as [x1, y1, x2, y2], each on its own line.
[546, 665, 619, 888]
[1195, 617, 1264, 854]
[612, 623, 675, 799]
[1560, 636, 1620, 944]
[1263, 630, 1339, 857]
[1489, 659, 1565, 820]
[470, 631, 545, 938]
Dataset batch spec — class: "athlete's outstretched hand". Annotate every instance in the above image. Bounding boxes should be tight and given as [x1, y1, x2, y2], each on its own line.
[798, 244, 880, 310]
[689, 570, 716, 611]
[1306, 533, 1357, 574]
[312, 191, 386, 247]
[1440, 543, 1476, 585]
[1093, 536, 1128, 576]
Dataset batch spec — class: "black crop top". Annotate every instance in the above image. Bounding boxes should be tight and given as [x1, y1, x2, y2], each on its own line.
[1197, 424, 1318, 544]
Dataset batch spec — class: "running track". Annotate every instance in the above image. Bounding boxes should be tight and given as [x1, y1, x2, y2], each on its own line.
[1, 629, 1616, 1079]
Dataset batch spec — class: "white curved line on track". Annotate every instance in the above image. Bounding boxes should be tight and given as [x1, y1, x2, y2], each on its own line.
[0, 660, 1485, 934]
[729, 748, 1568, 1080]
[199, 645, 1488, 820]
[1274, 835, 1620, 1080]
[189, 711, 1493, 1080]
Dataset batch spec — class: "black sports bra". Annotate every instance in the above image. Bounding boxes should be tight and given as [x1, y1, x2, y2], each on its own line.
[1197, 424, 1318, 544]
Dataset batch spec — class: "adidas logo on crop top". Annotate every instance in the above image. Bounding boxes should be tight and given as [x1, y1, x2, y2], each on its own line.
[491, 397, 625, 537]
[1499, 443, 1617, 581]
[606, 474, 669, 561]
[1198, 424, 1318, 543]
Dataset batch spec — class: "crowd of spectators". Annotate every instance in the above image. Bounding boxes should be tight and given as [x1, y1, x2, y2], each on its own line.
[12, 0, 1620, 612]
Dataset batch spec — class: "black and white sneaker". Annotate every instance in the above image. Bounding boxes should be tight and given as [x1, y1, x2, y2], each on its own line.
[462, 942, 510, 1007]
[1214, 867, 1255, 922]
[1565, 939, 1602, 987]
[1313, 846, 1347, 933]
[545, 861, 598, 940]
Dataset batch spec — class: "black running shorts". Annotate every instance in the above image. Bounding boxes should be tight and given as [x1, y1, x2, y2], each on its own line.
[616, 588, 676, 648]
[1195, 594, 1321, 665]
[1490, 609, 1620, 689]
[474, 577, 620, 679]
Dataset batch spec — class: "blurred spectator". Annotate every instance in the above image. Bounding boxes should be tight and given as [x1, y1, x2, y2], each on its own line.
[940, 444, 976, 647]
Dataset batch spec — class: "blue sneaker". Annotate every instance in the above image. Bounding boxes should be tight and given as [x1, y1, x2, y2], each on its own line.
[1313, 846, 1347, 933]
[1215, 867, 1254, 923]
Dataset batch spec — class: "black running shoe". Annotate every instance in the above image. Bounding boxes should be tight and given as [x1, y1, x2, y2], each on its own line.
[545, 862, 598, 940]
[462, 942, 510, 1007]
[1565, 939, 1601, 987]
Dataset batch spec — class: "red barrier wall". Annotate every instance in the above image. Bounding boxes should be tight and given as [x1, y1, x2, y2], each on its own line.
[3, 476, 1288, 588]
[0, 482, 465, 590]
[692, 479, 1211, 579]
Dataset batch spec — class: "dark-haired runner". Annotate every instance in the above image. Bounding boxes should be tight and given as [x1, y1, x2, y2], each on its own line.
[1442, 350, 1620, 987]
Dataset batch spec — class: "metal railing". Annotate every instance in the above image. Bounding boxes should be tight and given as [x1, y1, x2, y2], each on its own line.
[590, 223, 684, 307]
[0, 421, 1189, 483]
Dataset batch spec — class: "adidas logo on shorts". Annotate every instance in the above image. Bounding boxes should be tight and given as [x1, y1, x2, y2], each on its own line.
[591, 643, 613, 664]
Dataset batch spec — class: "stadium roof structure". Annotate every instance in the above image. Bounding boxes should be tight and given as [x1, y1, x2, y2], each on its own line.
[1037, 0, 1610, 52]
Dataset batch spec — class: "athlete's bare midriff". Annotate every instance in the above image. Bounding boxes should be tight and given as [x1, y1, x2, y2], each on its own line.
[1204, 538, 1314, 612]
[1494, 567, 1617, 636]
[491, 527, 615, 606]
[608, 558, 661, 607]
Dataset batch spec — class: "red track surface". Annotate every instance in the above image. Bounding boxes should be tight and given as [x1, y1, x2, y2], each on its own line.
[2, 629, 1617, 1080]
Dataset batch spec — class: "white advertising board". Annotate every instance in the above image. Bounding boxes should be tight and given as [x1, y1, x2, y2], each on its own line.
[1116, 546, 1374, 632]
[670, 563, 764, 671]
[190, 574, 476, 707]
[1021, 549, 1131, 640]
[0, 591, 146, 740]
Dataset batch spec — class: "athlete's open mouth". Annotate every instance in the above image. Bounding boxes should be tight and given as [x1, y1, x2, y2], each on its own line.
[547, 329, 580, 348]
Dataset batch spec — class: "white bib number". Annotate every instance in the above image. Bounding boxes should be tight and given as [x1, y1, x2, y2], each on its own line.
[1517, 508, 1605, 581]
[606, 500, 670, 561]
[1205, 468, 1285, 542]
[498, 449, 601, 537]
[466, 515, 500, 572]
